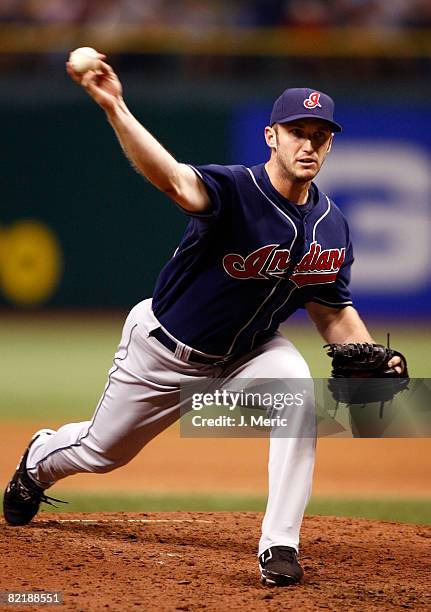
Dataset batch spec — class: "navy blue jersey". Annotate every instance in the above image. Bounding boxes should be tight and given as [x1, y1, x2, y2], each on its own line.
[152, 163, 353, 357]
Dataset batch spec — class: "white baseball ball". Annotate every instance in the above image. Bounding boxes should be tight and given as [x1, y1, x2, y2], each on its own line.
[69, 47, 100, 74]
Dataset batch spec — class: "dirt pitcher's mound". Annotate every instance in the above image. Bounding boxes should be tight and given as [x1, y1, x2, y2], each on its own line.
[1, 513, 430, 611]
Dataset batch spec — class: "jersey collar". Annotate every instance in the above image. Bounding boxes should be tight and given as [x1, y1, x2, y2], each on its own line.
[251, 163, 324, 221]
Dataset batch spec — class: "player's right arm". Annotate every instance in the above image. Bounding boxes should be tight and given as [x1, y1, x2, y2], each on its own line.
[66, 59, 211, 214]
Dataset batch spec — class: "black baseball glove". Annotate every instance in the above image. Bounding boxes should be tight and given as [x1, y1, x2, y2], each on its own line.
[324, 342, 409, 408]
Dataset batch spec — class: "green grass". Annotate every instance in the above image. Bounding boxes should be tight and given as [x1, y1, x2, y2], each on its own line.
[40, 492, 431, 525]
[0, 314, 429, 420]
[307, 497, 431, 525]
[0, 315, 122, 420]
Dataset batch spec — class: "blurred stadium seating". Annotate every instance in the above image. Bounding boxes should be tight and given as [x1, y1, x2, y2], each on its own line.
[0, 0, 430, 28]
[0, 0, 430, 80]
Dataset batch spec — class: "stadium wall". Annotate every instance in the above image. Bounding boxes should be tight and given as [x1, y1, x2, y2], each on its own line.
[1, 94, 430, 317]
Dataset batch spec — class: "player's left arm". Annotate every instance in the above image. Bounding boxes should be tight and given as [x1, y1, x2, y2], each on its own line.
[305, 302, 404, 373]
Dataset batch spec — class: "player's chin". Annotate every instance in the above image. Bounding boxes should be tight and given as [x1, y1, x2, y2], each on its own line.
[294, 168, 319, 181]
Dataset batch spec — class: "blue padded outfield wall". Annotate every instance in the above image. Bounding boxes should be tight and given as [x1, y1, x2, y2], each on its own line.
[1, 97, 430, 317]
[231, 104, 431, 318]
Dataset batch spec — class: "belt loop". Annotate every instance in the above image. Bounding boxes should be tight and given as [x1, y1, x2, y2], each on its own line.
[174, 342, 192, 362]
[182, 345, 192, 361]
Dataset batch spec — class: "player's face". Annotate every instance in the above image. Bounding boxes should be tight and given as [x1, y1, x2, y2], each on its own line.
[267, 119, 333, 183]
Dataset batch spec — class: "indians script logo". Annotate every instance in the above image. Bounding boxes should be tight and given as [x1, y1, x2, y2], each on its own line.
[223, 242, 345, 287]
[303, 92, 322, 109]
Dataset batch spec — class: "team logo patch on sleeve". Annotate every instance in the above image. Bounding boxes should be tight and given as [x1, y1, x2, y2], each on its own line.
[303, 92, 322, 109]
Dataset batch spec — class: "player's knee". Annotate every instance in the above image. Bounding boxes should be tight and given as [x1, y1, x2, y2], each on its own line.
[289, 359, 312, 378]
[82, 439, 135, 473]
[264, 349, 311, 379]
[91, 461, 119, 474]
[89, 453, 131, 474]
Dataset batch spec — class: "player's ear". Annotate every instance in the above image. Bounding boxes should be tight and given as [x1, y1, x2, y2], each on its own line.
[327, 133, 334, 153]
[265, 125, 278, 151]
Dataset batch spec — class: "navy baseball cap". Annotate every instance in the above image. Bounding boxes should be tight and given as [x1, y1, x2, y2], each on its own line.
[270, 87, 342, 133]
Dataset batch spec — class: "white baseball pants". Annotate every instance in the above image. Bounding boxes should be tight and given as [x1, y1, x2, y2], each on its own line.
[27, 299, 316, 554]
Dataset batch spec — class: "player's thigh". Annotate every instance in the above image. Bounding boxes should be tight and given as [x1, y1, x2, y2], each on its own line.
[224, 335, 315, 436]
[228, 334, 312, 379]
[83, 301, 215, 461]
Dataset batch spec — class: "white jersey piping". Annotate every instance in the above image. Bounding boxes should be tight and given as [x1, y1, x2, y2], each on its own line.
[188, 164, 203, 180]
[311, 297, 353, 307]
[250, 192, 335, 349]
[226, 168, 298, 355]
[246, 167, 298, 246]
[312, 196, 331, 241]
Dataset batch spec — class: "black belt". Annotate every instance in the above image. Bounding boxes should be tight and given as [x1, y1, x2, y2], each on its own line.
[150, 327, 228, 365]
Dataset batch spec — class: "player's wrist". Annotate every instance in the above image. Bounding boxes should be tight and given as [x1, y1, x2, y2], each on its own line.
[104, 96, 128, 120]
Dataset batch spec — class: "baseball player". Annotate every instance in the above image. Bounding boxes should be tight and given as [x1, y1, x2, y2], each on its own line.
[4, 56, 404, 587]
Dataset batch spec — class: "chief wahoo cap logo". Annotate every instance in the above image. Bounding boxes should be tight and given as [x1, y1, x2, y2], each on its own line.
[303, 92, 322, 109]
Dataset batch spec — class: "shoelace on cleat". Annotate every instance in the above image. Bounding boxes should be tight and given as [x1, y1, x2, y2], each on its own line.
[16, 479, 68, 508]
[39, 494, 68, 508]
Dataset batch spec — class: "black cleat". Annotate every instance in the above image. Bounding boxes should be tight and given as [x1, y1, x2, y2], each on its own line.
[3, 429, 66, 526]
[259, 546, 304, 586]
